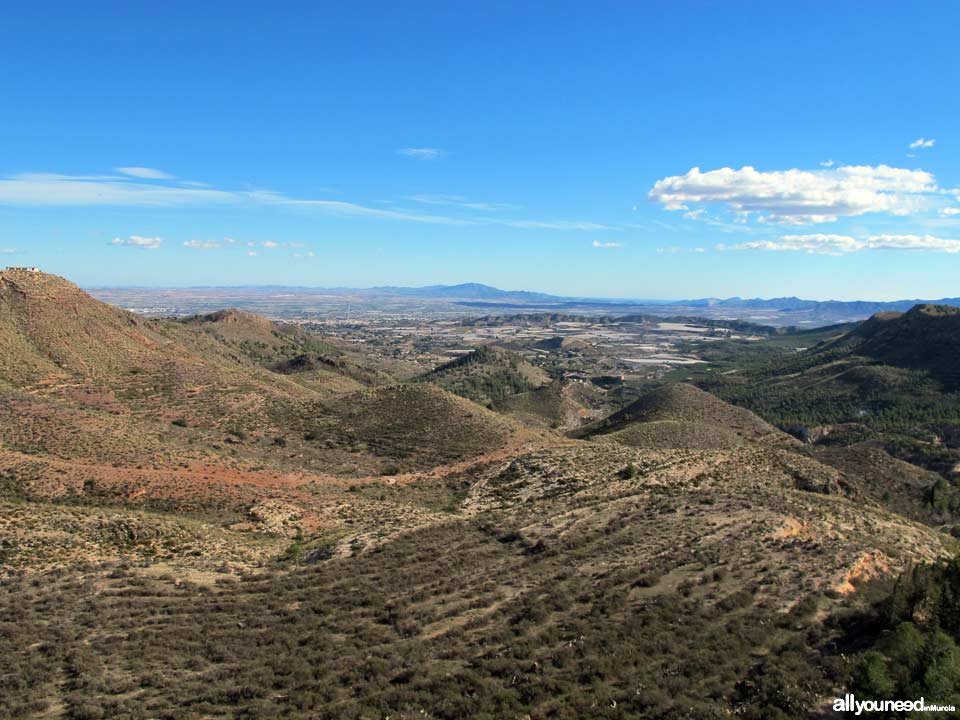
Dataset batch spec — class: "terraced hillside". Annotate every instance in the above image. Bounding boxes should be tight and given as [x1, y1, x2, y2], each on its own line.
[1, 440, 952, 719]
[2, 273, 960, 719]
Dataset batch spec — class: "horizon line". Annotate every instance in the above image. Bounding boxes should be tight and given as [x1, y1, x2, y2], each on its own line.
[78, 281, 959, 306]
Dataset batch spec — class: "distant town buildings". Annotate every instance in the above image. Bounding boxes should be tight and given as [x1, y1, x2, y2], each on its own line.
[4, 266, 40, 273]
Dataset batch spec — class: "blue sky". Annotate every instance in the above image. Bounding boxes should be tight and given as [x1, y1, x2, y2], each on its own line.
[2, 1, 959, 300]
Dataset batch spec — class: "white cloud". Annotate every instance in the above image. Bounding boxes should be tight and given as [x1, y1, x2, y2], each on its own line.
[115, 166, 176, 179]
[649, 164, 938, 225]
[909, 138, 935, 149]
[275, 197, 475, 225]
[0, 248, 17, 254]
[820, 159, 835, 168]
[941, 207, 960, 216]
[592, 240, 623, 248]
[407, 194, 519, 211]
[494, 219, 616, 231]
[0, 173, 478, 223]
[656, 246, 706, 254]
[868, 234, 960, 253]
[718, 234, 862, 255]
[182, 240, 221, 249]
[184, 238, 294, 250]
[247, 251, 257, 257]
[1, 173, 237, 206]
[719, 233, 960, 254]
[110, 235, 162, 250]
[397, 147, 443, 160]
[0, 171, 611, 231]
[281, 199, 617, 230]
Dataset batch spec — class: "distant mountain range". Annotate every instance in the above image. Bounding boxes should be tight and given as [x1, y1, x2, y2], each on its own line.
[677, 296, 960, 312]
[84, 280, 960, 326]
[88, 280, 960, 310]
[361, 284, 960, 318]
[368, 282, 561, 302]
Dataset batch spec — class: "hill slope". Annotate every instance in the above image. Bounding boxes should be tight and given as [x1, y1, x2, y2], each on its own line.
[494, 379, 608, 429]
[698, 306, 960, 423]
[675, 305, 960, 519]
[0, 269, 316, 406]
[418, 345, 549, 407]
[4, 274, 960, 719]
[279, 383, 524, 472]
[0, 272, 530, 520]
[0, 269, 176, 388]
[180, 307, 394, 393]
[1, 439, 951, 719]
[826, 304, 960, 390]
[575, 383, 793, 450]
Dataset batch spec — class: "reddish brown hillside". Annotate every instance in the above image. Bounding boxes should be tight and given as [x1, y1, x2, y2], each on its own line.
[0, 270, 315, 421]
